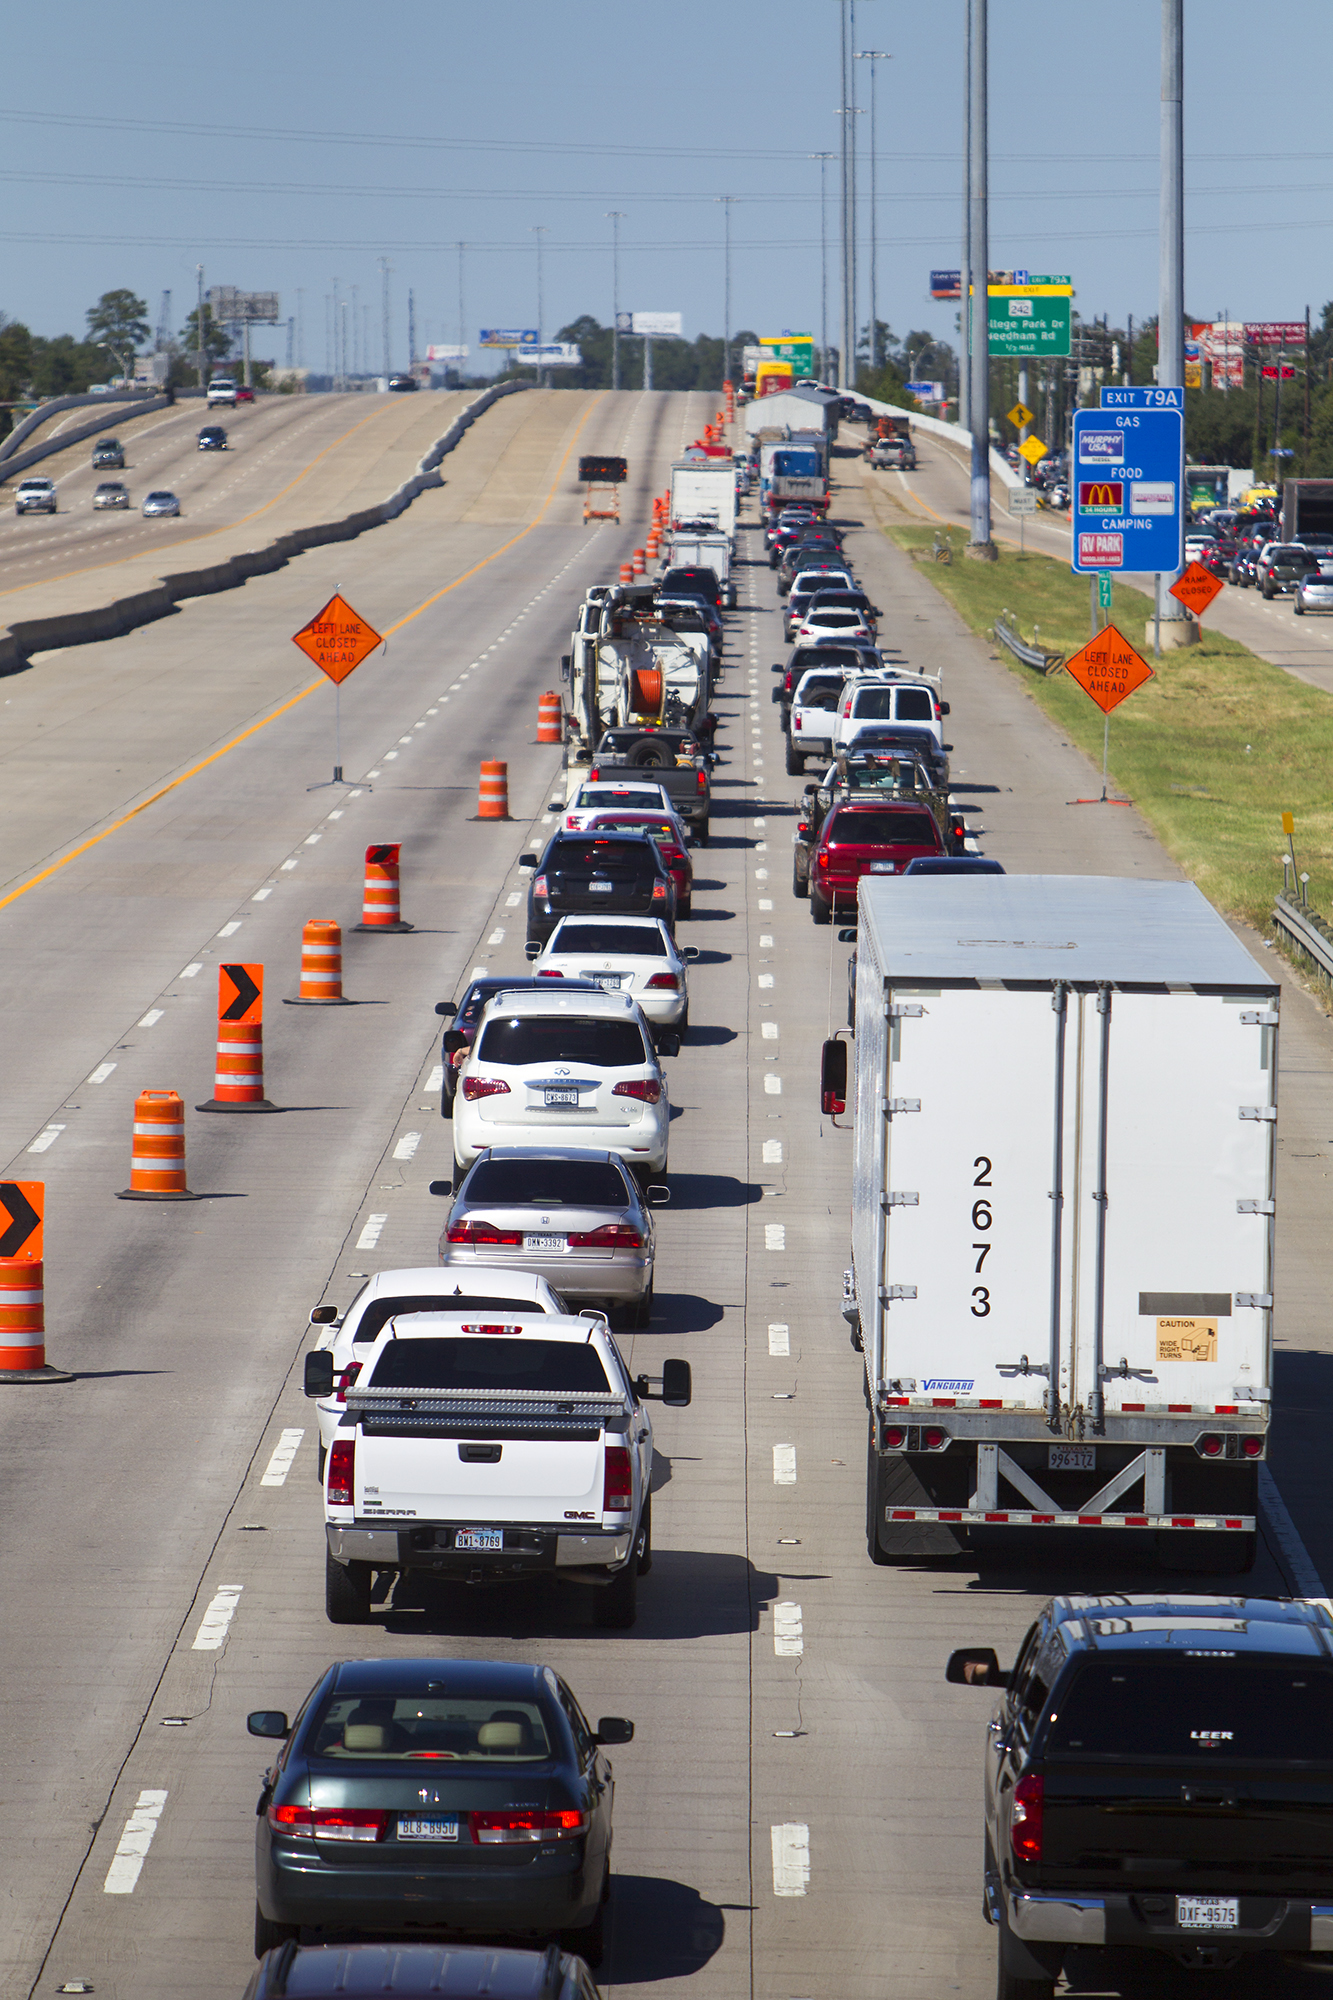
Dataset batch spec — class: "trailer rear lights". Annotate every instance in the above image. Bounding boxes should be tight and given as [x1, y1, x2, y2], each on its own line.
[884, 1426, 907, 1450]
[1242, 1435, 1264, 1458]
[1199, 1434, 1224, 1457]
[1193, 1431, 1260, 1459]
[922, 1427, 948, 1451]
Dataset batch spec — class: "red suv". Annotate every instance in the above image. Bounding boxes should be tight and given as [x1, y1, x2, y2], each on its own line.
[810, 801, 945, 925]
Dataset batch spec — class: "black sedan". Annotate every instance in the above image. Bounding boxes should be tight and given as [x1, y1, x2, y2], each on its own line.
[250, 1658, 632, 1961]
[436, 977, 601, 1115]
[198, 425, 228, 450]
[520, 832, 677, 948]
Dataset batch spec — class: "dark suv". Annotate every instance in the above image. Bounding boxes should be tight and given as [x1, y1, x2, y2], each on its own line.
[657, 565, 722, 611]
[521, 831, 677, 947]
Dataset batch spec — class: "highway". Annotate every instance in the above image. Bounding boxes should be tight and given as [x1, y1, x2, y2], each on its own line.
[3, 393, 1333, 2000]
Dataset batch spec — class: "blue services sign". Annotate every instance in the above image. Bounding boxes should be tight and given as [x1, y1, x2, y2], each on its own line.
[1071, 405, 1183, 573]
[1100, 385, 1184, 412]
[478, 328, 538, 348]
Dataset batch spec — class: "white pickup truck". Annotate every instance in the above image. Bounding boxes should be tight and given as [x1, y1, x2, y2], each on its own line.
[305, 1311, 691, 1630]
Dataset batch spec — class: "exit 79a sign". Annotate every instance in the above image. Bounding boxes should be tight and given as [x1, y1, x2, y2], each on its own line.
[988, 283, 1072, 358]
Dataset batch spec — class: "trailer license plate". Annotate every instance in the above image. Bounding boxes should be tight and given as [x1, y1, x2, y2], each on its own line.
[1048, 1444, 1096, 1472]
[455, 1527, 503, 1551]
[1176, 1896, 1239, 1931]
[544, 1087, 579, 1107]
[398, 1817, 460, 1842]
[524, 1234, 567, 1253]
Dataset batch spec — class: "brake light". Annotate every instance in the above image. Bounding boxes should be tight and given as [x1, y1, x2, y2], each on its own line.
[537, 969, 564, 978]
[589, 768, 600, 780]
[446, 1221, 524, 1246]
[335, 1362, 361, 1404]
[1242, 1435, 1263, 1458]
[645, 972, 680, 990]
[459, 1322, 523, 1334]
[696, 768, 707, 791]
[661, 847, 686, 866]
[268, 1804, 387, 1842]
[532, 874, 548, 896]
[816, 850, 829, 870]
[613, 1078, 662, 1103]
[1010, 1775, 1043, 1863]
[923, 1427, 947, 1450]
[603, 1444, 633, 1511]
[1199, 1433, 1223, 1457]
[471, 1808, 589, 1845]
[884, 1426, 907, 1449]
[461, 1076, 511, 1101]
[569, 1223, 644, 1249]
[328, 1439, 355, 1506]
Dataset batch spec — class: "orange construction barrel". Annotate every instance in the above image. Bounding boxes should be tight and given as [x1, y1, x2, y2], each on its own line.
[283, 919, 351, 1005]
[353, 844, 413, 934]
[632, 548, 646, 575]
[537, 693, 563, 744]
[117, 1089, 197, 1200]
[478, 761, 510, 820]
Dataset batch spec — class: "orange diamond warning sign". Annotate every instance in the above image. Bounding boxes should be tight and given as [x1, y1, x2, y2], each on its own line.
[292, 593, 383, 685]
[1169, 560, 1224, 619]
[1063, 623, 1155, 715]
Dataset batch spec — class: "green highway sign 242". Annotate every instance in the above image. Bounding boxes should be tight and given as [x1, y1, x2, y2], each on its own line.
[987, 280, 1072, 358]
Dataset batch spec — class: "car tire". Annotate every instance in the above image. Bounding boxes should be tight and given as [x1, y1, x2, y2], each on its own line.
[566, 1894, 607, 1968]
[441, 1077, 455, 1119]
[325, 1549, 371, 1624]
[793, 856, 809, 899]
[632, 1281, 654, 1330]
[254, 1903, 299, 1960]
[786, 741, 805, 775]
[1262, 583, 1273, 599]
[1295, 603, 1305, 615]
[696, 820, 709, 846]
[678, 895, 692, 918]
[594, 1554, 638, 1629]
[679, 1002, 690, 1034]
[636, 1492, 653, 1571]
[812, 896, 831, 925]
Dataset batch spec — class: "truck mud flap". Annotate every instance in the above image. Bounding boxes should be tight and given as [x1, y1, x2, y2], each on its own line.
[867, 1421, 967, 1559]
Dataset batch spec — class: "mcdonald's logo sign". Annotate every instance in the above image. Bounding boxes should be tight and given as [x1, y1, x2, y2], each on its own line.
[1079, 480, 1124, 513]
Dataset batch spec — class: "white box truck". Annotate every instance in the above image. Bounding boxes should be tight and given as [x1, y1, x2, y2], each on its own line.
[825, 877, 1276, 1572]
[669, 457, 737, 541]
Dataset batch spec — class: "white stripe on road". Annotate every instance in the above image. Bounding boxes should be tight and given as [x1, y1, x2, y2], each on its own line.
[393, 1132, 422, 1160]
[768, 1322, 790, 1356]
[356, 1214, 387, 1249]
[191, 1584, 243, 1651]
[765, 1223, 786, 1250]
[104, 1790, 168, 1895]
[138, 1010, 164, 1028]
[505, 892, 522, 907]
[28, 1126, 64, 1153]
[764, 1075, 782, 1095]
[758, 898, 773, 911]
[218, 921, 242, 937]
[88, 1062, 117, 1084]
[771, 1822, 809, 1896]
[774, 1602, 804, 1656]
[758, 974, 774, 988]
[260, 1428, 305, 1487]
[763, 1140, 783, 1163]
[179, 962, 202, 978]
[426, 1065, 445, 1091]
[488, 930, 505, 945]
[1259, 1464, 1327, 1595]
[762, 1021, 779, 1039]
[773, 1443, 797, 1485]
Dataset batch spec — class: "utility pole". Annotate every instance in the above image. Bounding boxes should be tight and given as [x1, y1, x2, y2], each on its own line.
[1157, 0, 1189, 625]
[407, 288, 416, 368]
[960, 21, 971, 435]
[457, 242, 466, 358]
[838, 0, 851, 388]
[607, 211, 626, 390]
[196, 263, 206, 392]
[966, 0, 994, 557]
[810, 154, 834, 381]
[532, 225, 548, 385]
[717, 196, 735, 387]
[855, 52, 890, 375]
[378, 256, 392, 380]
[332, 277, 340, 389]
[296, 288, 305, 369]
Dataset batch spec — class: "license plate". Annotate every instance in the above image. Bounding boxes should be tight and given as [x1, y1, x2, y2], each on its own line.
[1048, 1444, 1096, 1472]
[868, 860, 898, 874]
[524, 1233, 567, 1252]
[588, 880, 615, 893]
[455, 1527, 503, 1551]
[593, 974, 622, 990]
[544, 1087, 579, 1107]
[1176, 1896, 1239, 1931]
[398, 1817, 460, 1842]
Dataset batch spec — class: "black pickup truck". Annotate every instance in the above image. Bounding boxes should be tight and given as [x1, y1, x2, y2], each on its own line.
[584, 727, 713, 845]
[950, 1594, 1333, 1998]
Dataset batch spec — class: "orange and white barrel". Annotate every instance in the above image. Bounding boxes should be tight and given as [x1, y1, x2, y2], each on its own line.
[354, 844, 411, 932]
[478, 761, 509, 820]
[537, 692, 563, 744]
[632, 548, 646, 575]
[299, 919, 343, 999]
[213, 1021, 267, 1103]
[619, 562, 633, 585]
[121, 1089, 193, 1197]
[0, 1258, 45, 1373]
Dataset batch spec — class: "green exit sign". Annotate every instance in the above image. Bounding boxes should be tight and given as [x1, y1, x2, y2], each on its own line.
[986, 285, 1072, 358]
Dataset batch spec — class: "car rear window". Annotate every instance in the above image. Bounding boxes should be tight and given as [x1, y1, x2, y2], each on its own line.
[793, 646, 871, 671]
[309, 1692, 554, 1762]
[1047, 1658, 1333, 1763]
[851, 686, 934, 721]
[551, 922, 667, 956]
[551, 839, 652, 872]
[369, 1336, 611, 1394]
[827, 810, 942, 846]
[577, 787, 665, 809]
[475, 1016, 649, 1068]
[352, 1292, 549, 1344]
[807, 612, 863, 628]
[464, 1159, 631, 1206]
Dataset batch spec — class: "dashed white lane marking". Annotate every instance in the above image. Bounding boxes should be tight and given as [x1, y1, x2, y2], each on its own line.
[138, 1009, 164, 1028]
[384, 751, 399, 761]
[426, 1065, 445, 1091]
[768, 1321, 790, 1355]
[771, 1822, 809, 1896]
[252, 885, 274, 900]
[754, 841, 768, 853]
[755, 869, 769, 882]
[399, 735, 413, 745]
[759, 933, 773, 947]
[304, 833, 322, 845]
[280, 858, 299, 871]
[762, 1021, 779, 1040]
[763, 1139, 783, 1164]
[260, 1428, 305, 1487]
[774, 1602, 804, 1656]
[758, 974, 774, 989]
[191, 1583, 243, 1651]
[765, 1222, 786, 1250]
[367, 769, 382, 779]
[773, 1443, 797, 1484]
[104, 1789, 168, 1895]
[754, 817, 766, 828]
[1259, 1464, 1327, 1594]
[488, 929, 506, 945]
[758, 898, 774, 912]
[393, 1132, 422, 1160]
[88, 1062, 117, 1084]
[28, 1124, 65, 1152]
[218, 921, 241, 937]
[764, 1074, 782, 1095]
[328, 809, 344, 819]
[180, 963, 202, 979]
[505, 892, 522, 907]
[356, 1214, 387, 1249]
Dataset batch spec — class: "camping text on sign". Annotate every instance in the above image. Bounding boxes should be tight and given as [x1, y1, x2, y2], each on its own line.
[292, 594, 383, 686]
[1063, 624, 1156, 716]
[1170, 560, 1225, 620]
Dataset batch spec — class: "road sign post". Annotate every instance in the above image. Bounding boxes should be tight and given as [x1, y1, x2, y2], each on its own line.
[1062, 623, 1155, 806]
[293, 593, 384, 791]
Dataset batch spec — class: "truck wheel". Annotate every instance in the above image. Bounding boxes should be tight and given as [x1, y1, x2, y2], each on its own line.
[812, 896, 831, 925]
[325, 1549, 371, 1624]
[866, 1420, 894, 1566]
[254, 1903, 299, 1960]
[594, 1554, 638, 1629]
[793, 856, 809, 899]
[636, 1493, 653, 1572]
[996, 1892, 1060, 2000]
[786, 741, 805, 775]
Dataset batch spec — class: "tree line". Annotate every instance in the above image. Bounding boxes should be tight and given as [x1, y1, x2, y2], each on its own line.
[0, 289, 247, 434]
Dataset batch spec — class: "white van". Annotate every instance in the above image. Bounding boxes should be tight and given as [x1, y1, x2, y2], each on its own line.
[833, 676, 947, 755]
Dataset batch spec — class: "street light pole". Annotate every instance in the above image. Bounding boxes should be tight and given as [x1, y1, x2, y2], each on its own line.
[456, 242, 465, 359]
[607, 211, 626, 390]
[196, 263, 206, 392]
[966, 0, 994, 557]
[1158, 0, 1189, 628]
[810, 153, 834, 381]
[855, 52, 890, 375]
[838, 0, 851, 388]
[717, 196, 735, 387]
[532, 226, 548, 386]
[960, 17, 971, 435]
[378, 255, 392, 380]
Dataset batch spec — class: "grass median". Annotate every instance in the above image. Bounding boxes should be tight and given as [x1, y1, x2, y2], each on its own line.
[888, 524, 1332, 929]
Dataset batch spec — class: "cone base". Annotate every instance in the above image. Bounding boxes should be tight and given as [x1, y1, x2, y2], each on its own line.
[195, 1098, 282, 1113]
[0, 1363, 74, 1384]
[116, 1187, 201, 1200]
[282, 996, 356, 1006]
[351, 921, 414, 933]
[469, 815, 511, 823]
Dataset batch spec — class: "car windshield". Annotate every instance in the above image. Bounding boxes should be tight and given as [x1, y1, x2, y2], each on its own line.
[475, 1016, 648, 1068]
[827, 809, 941, 846]
[308, 1691, 555, 1762]
[369, 1336, 611, 1394]
[550, 922, 667, 956]
[351, 1293, 549, 1344]
[464, 1159, 631, 1206]
[550, 840, 653, 874]
[1047, 1657, 1333, 1763]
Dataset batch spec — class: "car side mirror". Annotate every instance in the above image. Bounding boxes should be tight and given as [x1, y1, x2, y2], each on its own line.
[309, 1304, 339, 1326]
[548, 801, 565, 813]
[657, 1030, 681, 1058]
[646, 1185, 670, 1206]
[821, 1036, 848, 1117]
[247, 1711, 290, 1739]
[634, 1359, 692, 1406]
[594, 1717, 634, 1745]
[681, 946, 700, 962]
[442, 1029, 465, 1054]
[524, 941, 542, 962]
[428, 1180, 453, 1197]
[945, 1647, 1010, 1688]
[940, 701, 951, 716]
[303, 1351, 334, 1398]
[560, 653, 571, 682]
[943, 743, 953, 752]
[837, 928, 858, 943]
[435, 999, 456, 1018]
[519, 852, 538, 869]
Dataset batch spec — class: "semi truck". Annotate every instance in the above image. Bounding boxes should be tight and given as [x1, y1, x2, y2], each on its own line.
[759, 434, 829, 516]
[668, 457, 737, 541]
[1281, 478, 1333, 545]
[824, 876, 1276, 1574]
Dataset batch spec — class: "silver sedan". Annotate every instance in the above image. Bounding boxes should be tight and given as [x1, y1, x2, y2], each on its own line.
[1294, 572, 1333, 615]
[141, 490, 180, 518]
[93, 481, 130, 510]
[440, 1147, 668, 1324]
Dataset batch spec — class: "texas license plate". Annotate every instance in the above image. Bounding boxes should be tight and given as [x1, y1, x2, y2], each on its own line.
[398, 1817, 460, 1842]
[1176, 1896, 1239, 1931]
[544, 1087, 579, 1107]
[455, 1527, 503, 1551]
[524, 1234, 567, 1252]
[588, 880, 615, 893]
[1048, 1444, 1096, 1471]
[868, 861, 898, 873]
[594, 974, 623, 989]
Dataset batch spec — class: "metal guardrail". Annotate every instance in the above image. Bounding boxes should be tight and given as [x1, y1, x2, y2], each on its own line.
[1273, 893, 1333, 983]
[993, 610, 1065, 676]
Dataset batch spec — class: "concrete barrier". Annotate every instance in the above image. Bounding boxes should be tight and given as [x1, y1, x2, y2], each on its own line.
[0, 396, 171, 480]
[0, 389, 169, 463]
[853, 391, 1022, 493]
[0, 380, 530, 677]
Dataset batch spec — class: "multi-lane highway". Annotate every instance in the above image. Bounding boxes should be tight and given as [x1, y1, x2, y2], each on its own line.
[3, 392, 1333, 2000]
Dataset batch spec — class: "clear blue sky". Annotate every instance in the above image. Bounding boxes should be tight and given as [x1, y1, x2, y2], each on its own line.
[5, 1, 1329, 373]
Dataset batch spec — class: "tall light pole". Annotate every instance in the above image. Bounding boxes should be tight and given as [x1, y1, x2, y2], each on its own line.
[195, 263, 206, 391]
[837, 103, 866, 382]
[456, 242, 466, 358]
[1158, 0, 1189, 629]
[378, 255, 392, 379]
[855, 51, 890, 375]
[717, 195, 736, 386]
[810, 153, 834, 381]
[838, 0, 851, 388]
[607, 211, 626, 390]
[960, 19, 971, 434]
[966, 0, 994, 557]
[532, 225, 548, 384]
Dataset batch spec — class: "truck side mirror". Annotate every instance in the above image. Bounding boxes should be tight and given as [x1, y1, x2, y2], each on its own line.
[304, 1351, 334, 1398]
[519, 852, 538, 869]
[945, 1648, 1010, 1688]
[940, 701, 951, 715]
[548, 801, 565, 813]
[662, 1359, 692, 1405]
[442, 1029, 465, 1054]
[821, 1037, 848, 1117]
[435, 1000, 456, 1017]
[837, 928, 858, 943]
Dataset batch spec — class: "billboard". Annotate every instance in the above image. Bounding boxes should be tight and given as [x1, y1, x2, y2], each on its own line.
[741, 344, 766, 377]
[516, 344, 582, 367]
[426, 344, 468, 362]
[1199, 321, 1245, 389]
[906, 379, 944, 401]
[479, 329, 539, 347]
[207, 287, 280, 323]
[1244, 322, 1305, 347]
[616, 311, 683, 337]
